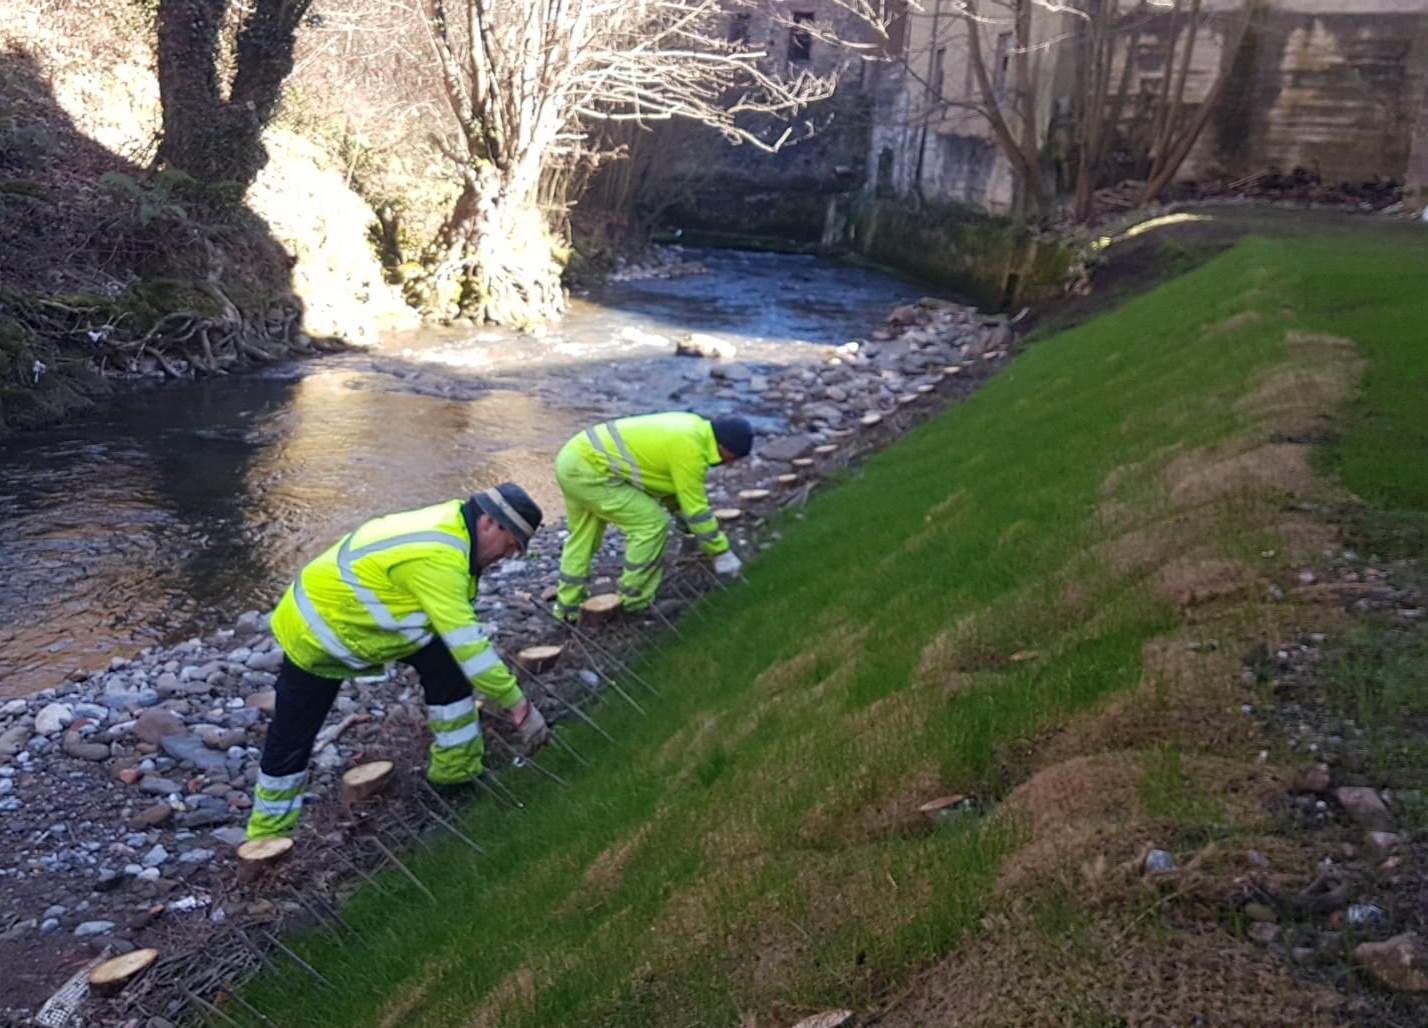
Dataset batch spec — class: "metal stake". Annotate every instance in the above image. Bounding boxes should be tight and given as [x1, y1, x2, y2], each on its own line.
[258, 928, 336, 990]
[477, 770, 525, 810]
[180, 985, 246, 1028]
[489, 730, 570, 788]
[220, 984, 281, 1028]
[530, 600, 663, 698]
[539, 685, 616, 744]
[366, 837, 436, 903]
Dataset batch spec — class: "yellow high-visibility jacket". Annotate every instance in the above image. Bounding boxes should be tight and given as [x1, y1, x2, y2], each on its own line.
[569, 411, 729, 555]
[269, 499, 523, 709]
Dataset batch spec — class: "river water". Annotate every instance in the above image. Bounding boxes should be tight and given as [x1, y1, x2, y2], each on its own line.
[0, 249, 928, 697]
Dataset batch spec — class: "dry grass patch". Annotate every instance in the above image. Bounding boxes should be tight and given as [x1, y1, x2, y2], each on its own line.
[461, 967, 538, 1028]
[1201, 309, 1265, 337]
[1164, 443, 1315, 509]
[1153, 555, 1261, 609]
[1035, 632, 1249, 765]
[874, 912, 1343, 1028]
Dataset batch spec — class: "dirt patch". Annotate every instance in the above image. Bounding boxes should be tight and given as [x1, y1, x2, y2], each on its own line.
[1164, 444, 1315, 509]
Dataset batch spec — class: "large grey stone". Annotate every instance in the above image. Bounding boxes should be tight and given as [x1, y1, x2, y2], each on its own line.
[1336, 786, 1392, 830]
[135, 709, 186, 744]
[1355, 932, 1428, 992]
[62, 735, 111, 762]
[73, 920, 116, 938]
[34, 702, 74, 735]
[759, 434, 815, 462]
[0, 724, 31, 758]
[160, 733, 228, 773]
[139, 775, 182, 796]
[246, 649, 284, 672]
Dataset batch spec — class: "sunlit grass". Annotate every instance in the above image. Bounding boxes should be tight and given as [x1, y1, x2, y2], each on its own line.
[238, 230, 1428, 1027]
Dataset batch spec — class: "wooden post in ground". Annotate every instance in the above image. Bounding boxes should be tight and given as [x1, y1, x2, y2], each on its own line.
[237, 836, 294, 882]
[341, 760, 395, 807]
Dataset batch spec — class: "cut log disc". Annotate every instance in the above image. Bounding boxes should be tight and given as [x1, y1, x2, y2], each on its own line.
[791, 458, 815, 468]
[860, 413, 882, 427]
[737, 488, 771, 501]
[776, 473, 800, 485]
[916, 383, 935, 394]
[236, 836, 294, 881]
[89, 948, 160, 997]
[813, 444, 838, 455]
[943, 365, 963, 375]
[580, 593, 624, 623]
[714, 507, 743, 522]
[897, 393, 919, 405]
[516, 644, 563, 674]
[341, 760, 395, 806]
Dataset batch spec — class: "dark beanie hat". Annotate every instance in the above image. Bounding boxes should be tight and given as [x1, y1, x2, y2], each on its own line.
[471, 483, 543, 550]
[711, 415, 753, 459]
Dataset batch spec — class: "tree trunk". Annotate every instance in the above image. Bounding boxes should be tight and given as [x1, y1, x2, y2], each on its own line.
[154, 0, 310, 187]
[428, 173, 566, 327]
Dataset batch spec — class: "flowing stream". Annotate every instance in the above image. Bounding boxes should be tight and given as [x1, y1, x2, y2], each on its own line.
[0, 249, 929, 696]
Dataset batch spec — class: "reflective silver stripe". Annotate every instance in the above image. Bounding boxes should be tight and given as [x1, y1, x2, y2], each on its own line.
[443, 624, 488, 650]
[559, 572, 590, 585]
[347, 530, 468, 561]
[461, 648, 501, 679]
[433, 721, 481, 748]
[428, 696, 476, 723]
[480, 488, 535, 539]
[692, 524, 722, 539]
[292, 575, 369, 670]
[253, 795, 304, 817]
[625, 557, 661, 573]
[603, 421, 645, 491]
[687, 510, 717, 525]
[337, 536, 429, 644]
[256, 769, 309, 794]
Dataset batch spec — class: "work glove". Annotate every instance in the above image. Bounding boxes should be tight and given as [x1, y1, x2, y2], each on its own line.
[512, 698, 550, 752]
[713, 550, 743, 578]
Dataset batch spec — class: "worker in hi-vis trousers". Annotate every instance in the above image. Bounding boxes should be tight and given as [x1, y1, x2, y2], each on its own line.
[553, 412, 753, 621]
[246, 485, 550, 839]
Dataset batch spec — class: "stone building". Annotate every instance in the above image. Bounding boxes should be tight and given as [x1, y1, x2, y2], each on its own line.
[868, 0, 1428, 215]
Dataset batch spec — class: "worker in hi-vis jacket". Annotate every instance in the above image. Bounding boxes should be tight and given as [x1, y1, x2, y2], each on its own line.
[246, 485, 549, 839]
[553, 412, 753, 622]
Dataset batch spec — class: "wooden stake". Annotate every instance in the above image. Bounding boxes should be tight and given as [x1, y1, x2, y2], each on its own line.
[860, 413, 882, 426]
[236, 836, 294, 882]
[791, 457, 815, 468]
[737, 488, 771, 501]
[917, 794, 971, 825]
[515, 644, 563, 674]
[714, 507, 743, 521]
[813, 444, 838, 455]
[776, 473, 799, 485]
[341, 760, 395, 807]
[580, 593, 623, 624]
[88, 948, 159, 997]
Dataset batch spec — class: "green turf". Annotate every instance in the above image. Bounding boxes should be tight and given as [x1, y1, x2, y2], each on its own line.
[238, 224, 1428, 1027]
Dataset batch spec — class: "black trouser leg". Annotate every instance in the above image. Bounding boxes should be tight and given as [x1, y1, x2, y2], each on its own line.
[401, 638, 475, 707]
[258, 658, 342, 776]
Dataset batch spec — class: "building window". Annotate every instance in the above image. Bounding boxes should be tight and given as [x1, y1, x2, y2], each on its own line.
[931, 45, 946, 100]
[788, 11, 814, 63]
[728, 12, 751, 45]
[993, 31, 1013, 91]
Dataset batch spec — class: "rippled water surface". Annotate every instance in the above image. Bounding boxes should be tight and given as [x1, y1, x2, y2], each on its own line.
[0, 250, 928, 695]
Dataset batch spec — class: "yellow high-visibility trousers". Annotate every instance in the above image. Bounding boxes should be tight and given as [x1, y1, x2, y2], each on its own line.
[554, 441, 670, 618]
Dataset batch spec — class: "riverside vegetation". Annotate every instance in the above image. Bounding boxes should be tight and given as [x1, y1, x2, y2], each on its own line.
[225, 221, 1428, 1025]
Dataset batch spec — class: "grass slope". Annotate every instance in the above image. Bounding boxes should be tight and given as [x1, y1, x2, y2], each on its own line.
[242, 226, 1428, 1027]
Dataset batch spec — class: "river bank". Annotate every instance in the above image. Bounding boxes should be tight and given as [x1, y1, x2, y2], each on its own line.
[0, 273, 1016, 1021]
